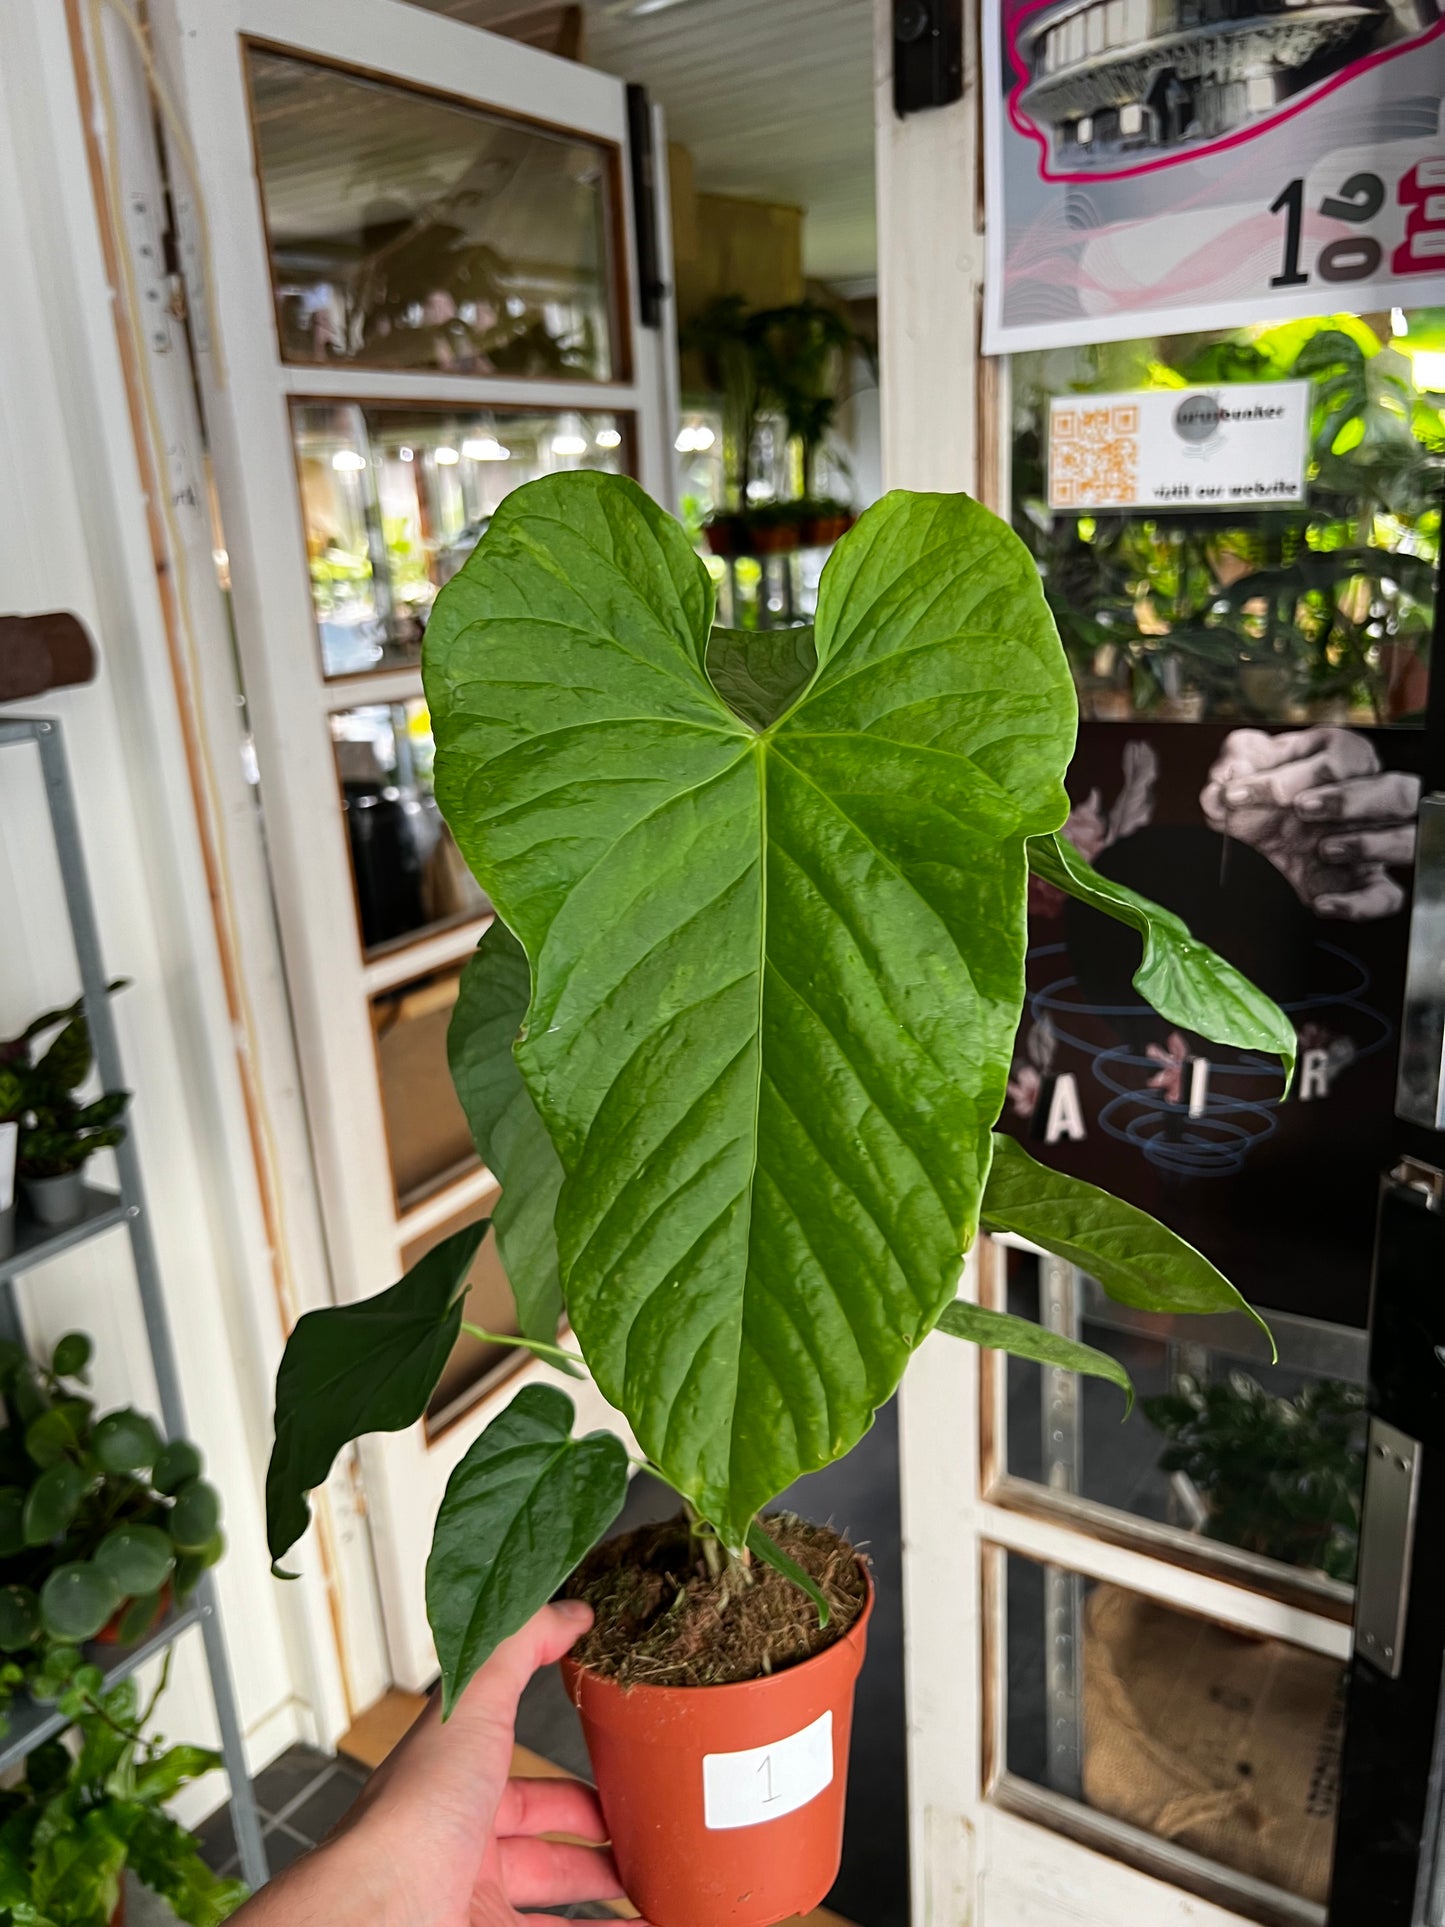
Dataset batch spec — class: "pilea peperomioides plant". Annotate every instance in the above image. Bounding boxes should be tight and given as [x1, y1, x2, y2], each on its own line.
[267, 476, 1293, 1714]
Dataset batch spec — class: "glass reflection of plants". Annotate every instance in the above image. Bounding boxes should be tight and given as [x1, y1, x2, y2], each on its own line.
[1013, 312, 1445, 723]
[1145, 1371, 1366, 1581]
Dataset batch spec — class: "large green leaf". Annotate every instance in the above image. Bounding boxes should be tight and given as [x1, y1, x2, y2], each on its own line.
[448, 921, 566, 1348]
[425, 1383, 627, 1714]
[266, 1222, 485, 1567]
[981, 1133, 1271, 1345]
[1028, 831, 1296, 1089]
[425, 474, 1076, 1544]
[936, 1296, 1132, 1406]
[705, 626, 817, 731]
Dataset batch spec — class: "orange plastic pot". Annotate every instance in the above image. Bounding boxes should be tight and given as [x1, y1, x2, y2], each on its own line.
[562, 1570, 873, 1927]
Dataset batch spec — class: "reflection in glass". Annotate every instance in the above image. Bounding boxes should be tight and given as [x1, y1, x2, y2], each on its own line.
[1011, 311, 1443, 724]
[332, 699, 486, 956]
[1004, 1552, 1345, 1905]
[246, 46, 618, 379]
[996, 1246, 1367, 1589]
[294, 401, 630, 674]
[371, 966, 477, 1208]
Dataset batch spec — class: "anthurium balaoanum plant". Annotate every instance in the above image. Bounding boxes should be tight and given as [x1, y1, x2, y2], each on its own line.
[266, 475, 1293, 1715]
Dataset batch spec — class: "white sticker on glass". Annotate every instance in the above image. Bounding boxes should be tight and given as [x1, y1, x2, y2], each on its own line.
[702, 1710, 834, 1831]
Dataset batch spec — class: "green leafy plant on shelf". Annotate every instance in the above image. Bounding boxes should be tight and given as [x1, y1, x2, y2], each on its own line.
[0, 1656, 246, 1927]
[264, 473, 1295, 1714]
[0, 1335, 224, 1732]
[3, 1000, 129, 1185]
[1145, 1371, 1366, 1582]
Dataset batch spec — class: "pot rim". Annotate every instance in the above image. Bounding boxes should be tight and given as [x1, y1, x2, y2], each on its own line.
[560, 1559, 874, 1707]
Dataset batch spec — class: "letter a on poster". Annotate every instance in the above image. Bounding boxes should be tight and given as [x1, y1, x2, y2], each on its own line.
[982, 0, 1445, 351]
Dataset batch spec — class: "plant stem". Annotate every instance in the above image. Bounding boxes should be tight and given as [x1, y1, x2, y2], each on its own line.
[459, 1323, 585, 1370]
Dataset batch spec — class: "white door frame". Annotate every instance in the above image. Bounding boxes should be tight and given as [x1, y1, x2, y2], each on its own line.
[150, 0, 666, 1690]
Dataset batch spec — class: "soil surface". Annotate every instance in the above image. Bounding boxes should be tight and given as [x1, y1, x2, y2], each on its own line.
[563, 1512, 868, 1688]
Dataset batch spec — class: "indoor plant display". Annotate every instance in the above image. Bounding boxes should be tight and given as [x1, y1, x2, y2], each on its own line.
[4, 996, 129, 1230]
[265, 476, 1294, 1925]
[0, 1658, 247, 1926]
[0, 1331, 224, 1727]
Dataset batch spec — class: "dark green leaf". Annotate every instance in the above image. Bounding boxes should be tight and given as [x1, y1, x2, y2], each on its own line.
[132, 1744, 222, 1803]
[936, 1297, 1132, 1407]
[266, 1222, 486, 1567]
[1028, 831, 1296, 1090]
[448, 922, 567, 1351]
[51, 1332, 93, 1381]
[24, 1400, 91, 1469]
[173, 1535, 224, 1598]
[33, 1015, 91, 1095]
[152, 1439, 203, 1496]
[23, 1461, 89, 1545]
[91, 1409, 162, 1476]
[425, 1383, 627, 1715]
[425, 476, 1076, 1544]
[705, 626, 817, 730]
[95, 1525, 175, 1595]
[0, 1586, 39, 1652]
[981, 1133, 1272, 1348]
[0, 1488, 28, 1558]
[115, 1589, 167, 1644]
[38, 1562, 121, 1642]
[746, 1519, 830, 1625]
[168, 1481, 221, 1553]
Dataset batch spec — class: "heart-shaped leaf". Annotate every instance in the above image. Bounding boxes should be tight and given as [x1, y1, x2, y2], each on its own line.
[448, 922, 567, 1350]
[935, 1295, 1133, 1406]
[426, 1383, 627, 1714]
[705, 626, 817, 731]
[1027, 831, 1296, 1090]
[981, 1133, 1273, 1346]
[266, 1221, 486, 1567]
[425, 474, 1077, 1544]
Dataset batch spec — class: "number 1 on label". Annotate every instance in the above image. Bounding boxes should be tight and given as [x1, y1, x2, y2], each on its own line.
[757, 1754, 779, 1803]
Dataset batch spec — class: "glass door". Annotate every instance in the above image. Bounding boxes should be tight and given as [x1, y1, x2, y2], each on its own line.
[152, 0, 670, 1687]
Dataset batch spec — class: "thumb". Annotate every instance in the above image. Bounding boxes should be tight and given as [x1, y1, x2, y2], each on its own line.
[464, 1599, 594, 1718]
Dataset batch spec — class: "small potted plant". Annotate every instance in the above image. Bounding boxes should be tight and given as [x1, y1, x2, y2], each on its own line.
[265, 475, 1294, 1927]
[797, 496, 856, 548]
[0, 1332, 224, 1700]
[9, 999, 129, 1230]
[0, 1654, 247, 1926]
[742, 499, 802, 554]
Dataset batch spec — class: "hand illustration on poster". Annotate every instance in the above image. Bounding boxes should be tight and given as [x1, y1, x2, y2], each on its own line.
[983, 0, 1445, 351]
[1006, 722, 1424, 1325]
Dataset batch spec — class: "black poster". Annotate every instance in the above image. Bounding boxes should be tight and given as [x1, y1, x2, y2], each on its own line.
[1003, 721, 1425, 1328]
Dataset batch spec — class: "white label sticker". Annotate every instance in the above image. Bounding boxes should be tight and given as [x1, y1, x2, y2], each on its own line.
[702, 1710, 834, 1831]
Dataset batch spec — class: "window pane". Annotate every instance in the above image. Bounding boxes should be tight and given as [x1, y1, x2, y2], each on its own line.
[1011, 310, 1442, 725]
[992, 1245, 1367, 1593]
[1002, 1551, 1345, 1906]
[293, 400, 631, 675]
[246, 46, 620, 380]
[332, 698, 486, 957]
[371, 965, 477, 1208]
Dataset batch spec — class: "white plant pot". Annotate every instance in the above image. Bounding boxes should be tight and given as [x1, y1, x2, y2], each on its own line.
[24, 1170, 86, 1227]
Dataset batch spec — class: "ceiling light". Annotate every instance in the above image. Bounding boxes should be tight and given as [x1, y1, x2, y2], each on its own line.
[675, 424, 716, 452]
[595, 428, 623, 449]
[399, 446, 414, 462]
[434, 445, 460, 465]
[691, 425, 715, 450]
[552, 434, 589, 456]
[331, 449, 367, 471]
[463, 436, 512, 460]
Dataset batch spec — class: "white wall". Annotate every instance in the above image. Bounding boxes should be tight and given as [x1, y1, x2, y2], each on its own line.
[0, 0, 349, 1807]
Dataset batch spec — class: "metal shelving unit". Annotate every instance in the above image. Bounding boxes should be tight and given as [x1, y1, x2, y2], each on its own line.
[0, 714, 267, 1888]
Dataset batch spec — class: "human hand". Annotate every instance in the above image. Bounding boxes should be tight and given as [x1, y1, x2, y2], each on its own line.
[1200, 726, 1419, 921]
[234, 1600, 640, 1927]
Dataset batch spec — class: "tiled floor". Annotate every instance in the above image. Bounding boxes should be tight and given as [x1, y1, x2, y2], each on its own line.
[197, 1743, 370, 1881]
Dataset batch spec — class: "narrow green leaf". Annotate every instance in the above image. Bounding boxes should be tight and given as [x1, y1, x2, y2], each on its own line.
[705, 626, 817, 731]
[425, 475, 1077, 1545]
[1028, 831, 1296, 1091]
[448, 921, 568, 1355]
[266, 1222, 486, 1568]
[936, 1298, 1132, 1409]
[425, 1384, 627, 1715]
[746, 1519, 831, 1626]
[981, 1133, 1273, 1351]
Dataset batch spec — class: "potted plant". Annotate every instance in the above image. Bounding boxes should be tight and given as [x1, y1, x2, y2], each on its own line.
[1145, 1371, 1366, 1581]
[0, 1331, 224, 1716]
[0, 1655, 247, 1926]
[742, 500, 802, 555]
[264, 475, 1294, 1927]
[7, 999, 129, 1230]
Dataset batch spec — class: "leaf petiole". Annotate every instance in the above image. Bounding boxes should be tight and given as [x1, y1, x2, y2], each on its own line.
[460, 1322, 586, 1370]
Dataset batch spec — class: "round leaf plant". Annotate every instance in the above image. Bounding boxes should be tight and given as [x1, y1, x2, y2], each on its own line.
[266, 477, 1295, 1713]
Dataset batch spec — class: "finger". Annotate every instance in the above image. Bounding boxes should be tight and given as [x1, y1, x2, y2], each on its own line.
[1295, 772, 1420, 822]
[1218, 726, 1335, 773]
[496, 1776, 609, 1842]
[498, 1836, 626, 1908]
[1316, 875, 1405, 921]
[1319, 827, 1417, 867]
[1223, 742, 1372, 809]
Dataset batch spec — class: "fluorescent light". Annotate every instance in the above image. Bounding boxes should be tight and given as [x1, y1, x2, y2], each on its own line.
[1413, 349, 1445, 392]
[595, 428, 623, 449]
[463, 436, 512, 460]
[552, 434, 589, 456]
[434, 446, 460, 465]
[331, 449, 367, 471]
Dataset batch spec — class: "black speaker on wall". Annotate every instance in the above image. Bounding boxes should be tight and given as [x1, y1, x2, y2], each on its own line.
[893, 0, 963, 116]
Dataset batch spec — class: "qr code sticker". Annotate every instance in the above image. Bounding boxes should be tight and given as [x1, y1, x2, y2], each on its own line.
[1050, 404, 1140, 507]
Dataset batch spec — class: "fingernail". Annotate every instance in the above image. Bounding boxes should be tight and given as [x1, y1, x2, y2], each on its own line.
[1316, 896, 1343, 915]
[556, 1598, 592, 1625]
[1320, 839, 1345, 859]
[1225, 783, 1252, 806]
[1297, 793, 1324, 815]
